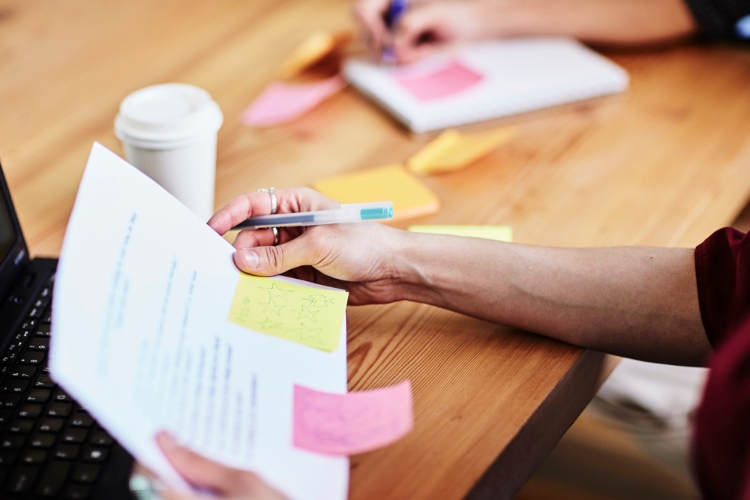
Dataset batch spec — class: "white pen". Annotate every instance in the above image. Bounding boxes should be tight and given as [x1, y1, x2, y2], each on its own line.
[231, 201, 394, 230]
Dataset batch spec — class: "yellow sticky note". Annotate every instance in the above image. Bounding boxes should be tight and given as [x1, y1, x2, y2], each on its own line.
[279, 30, 352, 79]
[313, 164, 440, 221]
[407, 127, 515, 175]
[409, 225, 513, 242]
[228, 275, 348, 352]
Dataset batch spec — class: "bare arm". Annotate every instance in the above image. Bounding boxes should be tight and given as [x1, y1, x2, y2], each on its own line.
[209, 188, 710, 368]
[396, 234, 708, 366]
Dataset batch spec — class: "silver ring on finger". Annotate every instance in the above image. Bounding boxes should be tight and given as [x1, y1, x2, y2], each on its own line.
[271, 227, 279, 246]
[258, 187, 277, 214]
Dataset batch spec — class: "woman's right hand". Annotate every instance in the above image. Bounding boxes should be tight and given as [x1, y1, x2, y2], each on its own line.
[352, 0, 487, 64]
[208, 187, 410, 305]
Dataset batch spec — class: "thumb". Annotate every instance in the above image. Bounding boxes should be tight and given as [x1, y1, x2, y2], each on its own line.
[234, 234, 315, 276]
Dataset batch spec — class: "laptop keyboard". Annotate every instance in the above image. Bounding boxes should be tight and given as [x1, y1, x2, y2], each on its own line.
[0, 274, 120, 498]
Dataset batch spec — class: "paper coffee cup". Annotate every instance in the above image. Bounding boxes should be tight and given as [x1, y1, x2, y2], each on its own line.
[114, 83, 223, 221]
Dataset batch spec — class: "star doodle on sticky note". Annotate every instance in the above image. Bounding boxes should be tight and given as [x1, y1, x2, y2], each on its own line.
[295, 305, 320, 323]
[302, 294, 336, 308]
[256, 317, 284, 331]
[262, 303, 286, 316]
[293, 324, 324, 345]
[259, 283, 294, 305]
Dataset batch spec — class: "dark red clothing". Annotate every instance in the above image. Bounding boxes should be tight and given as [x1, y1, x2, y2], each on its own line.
[693, 228, 750, 499]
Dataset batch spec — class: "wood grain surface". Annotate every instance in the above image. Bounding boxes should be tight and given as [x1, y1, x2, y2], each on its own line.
[1, 1, 749, 498]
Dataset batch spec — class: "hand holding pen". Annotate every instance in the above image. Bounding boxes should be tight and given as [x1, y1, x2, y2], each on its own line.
[207, 187, 402, 305]
[353, 0, 486, 65]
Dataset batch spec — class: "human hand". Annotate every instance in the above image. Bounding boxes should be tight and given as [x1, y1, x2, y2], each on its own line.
[148, 431, 286, 500]
[353, 0, 698, 64]
[208, 187, 408, 305]
[352, 0, 486, 64]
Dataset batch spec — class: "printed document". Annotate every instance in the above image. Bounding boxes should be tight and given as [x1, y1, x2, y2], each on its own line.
[50, 143, 349, 499]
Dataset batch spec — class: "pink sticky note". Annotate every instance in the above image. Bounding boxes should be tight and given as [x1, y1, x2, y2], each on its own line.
[395, 59, 483, 101]
[293, 381, 414, 456]
[241, 75, 346, 126]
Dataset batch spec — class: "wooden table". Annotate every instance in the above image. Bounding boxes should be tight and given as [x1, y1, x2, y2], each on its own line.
[2, 1, 750, 498]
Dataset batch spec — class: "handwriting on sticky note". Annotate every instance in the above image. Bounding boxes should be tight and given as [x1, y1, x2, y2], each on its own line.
[241, 75, 346, 126]
[407, 127, 515, 175]
[409, 225, 513, 242]
[228, 275, 348, 352]
[293, 381, 414, 455]
[395, 59, 483, 101]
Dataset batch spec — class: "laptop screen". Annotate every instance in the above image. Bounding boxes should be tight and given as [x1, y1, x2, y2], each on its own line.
[0, 162, 30, 302]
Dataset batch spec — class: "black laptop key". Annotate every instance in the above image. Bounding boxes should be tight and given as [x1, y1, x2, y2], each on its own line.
[64, 483, 91, 499]
[54, 444, 80, 460]
[8, 420, 34, 434]
[0, 408, 11, 424]
[62, 429, 88, 444]
[39, 418, 64, 433]
[17, 403, 43, 418]
[1, 435, 26, 450]
[35, 373, 55, 388]
[1, 352, 17, 364]
[82, 447, 108, 463]
[28, 337, 49, 351]
[19, 351, 44, 365]
[1, 394, 21, 408]
[54, 387, 73, 402]
[30, 433, 56, 449]
[3, 379, 28, 394]
[4, 464, 37, 494]
[11, 365, 37, 379]
[21, 448, 48, 464]
[0, 450, 16, 465]
[36, 459, 72, 497]
[89, 431, 113, 447]
[27, 388, 51, 404]
[70, 412, 94, 428]
[48, 402, 72, 417]
[71, 463, 99, 483]
[36, 323, 51, 337]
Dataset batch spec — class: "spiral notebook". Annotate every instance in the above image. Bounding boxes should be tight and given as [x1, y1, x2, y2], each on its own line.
[343, 37, 629, 133]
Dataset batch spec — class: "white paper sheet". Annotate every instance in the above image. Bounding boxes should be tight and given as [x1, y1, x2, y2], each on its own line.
[50, 143, 349, 499]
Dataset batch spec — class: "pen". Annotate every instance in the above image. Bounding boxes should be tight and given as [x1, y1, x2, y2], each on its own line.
[382, 0, 408, 65]
[231, 201, 394, 230]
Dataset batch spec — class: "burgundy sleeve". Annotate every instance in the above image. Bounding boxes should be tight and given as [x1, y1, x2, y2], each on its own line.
[694, 227, 750, 347]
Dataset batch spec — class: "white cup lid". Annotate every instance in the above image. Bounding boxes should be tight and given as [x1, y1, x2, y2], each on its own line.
[115, 83, 223, 149]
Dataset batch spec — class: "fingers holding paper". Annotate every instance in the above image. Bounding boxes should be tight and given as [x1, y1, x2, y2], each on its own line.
[155, 432, 287, 500]
[209, 188, 405, 305]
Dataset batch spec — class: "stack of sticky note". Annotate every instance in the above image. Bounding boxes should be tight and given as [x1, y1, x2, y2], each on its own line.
[407, 127, 515, 175]
[313, 164, 440, 221]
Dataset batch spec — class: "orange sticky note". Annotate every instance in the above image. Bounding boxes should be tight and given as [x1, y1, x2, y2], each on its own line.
[407, 127, 515, 175]
[241, 75, 346, 127]
[279, 30, 352, 79]
[293, 381, 414, 456]
[313, 164, 440, 221]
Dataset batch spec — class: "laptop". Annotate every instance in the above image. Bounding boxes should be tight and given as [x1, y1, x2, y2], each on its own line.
[0, 162, 133, 498]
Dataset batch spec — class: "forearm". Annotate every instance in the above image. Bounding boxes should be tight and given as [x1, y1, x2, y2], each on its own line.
[394, 233, 709, 365]
[473, 0, 698, 46]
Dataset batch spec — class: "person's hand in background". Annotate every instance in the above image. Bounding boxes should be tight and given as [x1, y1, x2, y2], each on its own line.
[352, 0, 698, 64]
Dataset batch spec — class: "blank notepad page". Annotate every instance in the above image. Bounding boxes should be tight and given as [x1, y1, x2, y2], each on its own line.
[343, 37, 629, 133]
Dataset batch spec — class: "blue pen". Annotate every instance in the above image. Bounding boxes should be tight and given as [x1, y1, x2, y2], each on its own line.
[382, 0, 408, 65]
[231, 202, 394, 230]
